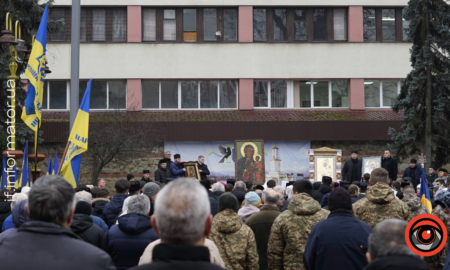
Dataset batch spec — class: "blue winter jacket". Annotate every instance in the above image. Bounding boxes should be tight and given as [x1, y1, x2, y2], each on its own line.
[102, 194, 128, 227]
[105, 212, 159, 270]
[91, 216, 108, 234]
[209, 191, 224, 216]
[402, 165, 422, 188]
[169, 162, 184, 179]
[303, 209, 372, 270]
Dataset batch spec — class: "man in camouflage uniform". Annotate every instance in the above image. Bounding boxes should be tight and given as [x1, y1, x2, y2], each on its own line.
[267, 180, 329, 270]
[352, 168, 411, 228]
[402, 186, 429, 218]
[209, 192, 259, 270]
[428, 191, 450, 270]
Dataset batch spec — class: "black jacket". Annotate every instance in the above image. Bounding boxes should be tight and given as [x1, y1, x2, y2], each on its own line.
[363, 255, 427, 270]
[0, 221, 115, 270]
[159, 158, 173, 169]
[209, 191, 224, 216]
[304, 209, 372, 270]
[102, 194, 128, 227]
[312, 185, 332, 204]
[155, 168, 171, 184]
[245, 206, 281, 270]
[198, 163, 210, 180]
[403, 165, 422, 188]
[382, 156, 398, 182]
[91, 198, 110, 218]
[0, 201, 11, 230]
[232, 189, 247, 207]
[141, 176, 152, 183]
[427, 173, 438, 187]
[105, 213, 158, 270]
[342, 159, 362, 183]
[70, 213, 106, 249]
[128, 244, 225, 270]
[350, 195, 360, 204]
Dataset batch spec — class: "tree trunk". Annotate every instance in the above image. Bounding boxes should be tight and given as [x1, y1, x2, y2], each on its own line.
[425, 7, 432, 173]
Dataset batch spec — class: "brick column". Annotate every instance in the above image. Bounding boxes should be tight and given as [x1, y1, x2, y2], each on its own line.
[238, 6, 253, 43]
[239, 79, 254, 110]
[348, 6, 363, 42]
[127, 6, 142, 43]
[349, 79, 365, 111]
[127, 79, 142, 111]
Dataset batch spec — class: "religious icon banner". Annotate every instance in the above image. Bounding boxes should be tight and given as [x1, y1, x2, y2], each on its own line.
[235, 140, 265, 185]
[183, 162, 200, 180]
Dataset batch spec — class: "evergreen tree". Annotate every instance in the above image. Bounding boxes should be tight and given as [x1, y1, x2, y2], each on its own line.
[389, 0, 450, 169]
[0, 0, 63, 154]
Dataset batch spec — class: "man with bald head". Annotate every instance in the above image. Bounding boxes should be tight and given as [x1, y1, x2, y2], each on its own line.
[245, 188, 281, 270]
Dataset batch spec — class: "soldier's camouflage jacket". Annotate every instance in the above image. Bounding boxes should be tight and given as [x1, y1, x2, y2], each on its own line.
[267, 193, 329, 270]
[402, 193, 429, 218]
[209, 208, 259, 270]
[352, 182, 411, 228]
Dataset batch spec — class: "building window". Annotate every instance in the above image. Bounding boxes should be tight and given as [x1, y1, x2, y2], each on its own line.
[143, 8, 156, 41]
[223, 9, 238, 41]
[78, 8, 127, 42]
[364, 8, 408, 42]
[79, 80, 127, 110]
[254, 8, 347, 42]
[142, 80, 238, 109]
[295, 80, 349, 108]
[273, 9, 287, 41]
[50, 8, 66, 41]
[402, 8, 410, 41]
[254, 81, 288, 108]
[364, 80, 401, 108]
[204, 9, 217, 41]
[164, 9, 177, 41]
[183, 9, 197, 42]
[254, 9, 267, 41]
[42, 81, 69, 110]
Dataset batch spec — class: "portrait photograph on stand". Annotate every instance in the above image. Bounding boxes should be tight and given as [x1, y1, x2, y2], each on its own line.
[234, 140, 265, 185]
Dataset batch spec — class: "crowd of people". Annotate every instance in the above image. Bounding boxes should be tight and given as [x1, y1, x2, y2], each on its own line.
[0, 149, 449, 270]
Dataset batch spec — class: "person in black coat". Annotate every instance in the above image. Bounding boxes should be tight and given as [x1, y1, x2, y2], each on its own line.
[141, 170, 152, 183]
[402, 159, 422, 189]
[342, 150, 362, 184]
[348, 184, 361, 204]
[91, 188, 110, 218]
[311, 182, 322, 203]
[382, 149, 398, 182]
[155, 161, 171, 184]
[102, 179, 130, 227]
[304, 187, 372, 270]
[0, 189, 12, 230]
[105, 195, 159, 270]
[198, 156, 211, 181]
[363, 219, 426, 270]
[209, 183, 225, 216]
[312, 177, 333, 204]
[159, 151, 173, 169]
[70, 201, 106, 249]
[0, 175, 115, 270]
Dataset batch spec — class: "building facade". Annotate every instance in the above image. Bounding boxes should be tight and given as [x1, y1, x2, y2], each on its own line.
[35, 0, 413, 183]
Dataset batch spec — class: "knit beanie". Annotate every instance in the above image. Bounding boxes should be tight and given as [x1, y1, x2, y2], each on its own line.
[143, 182, 160, 197]
[245, 192, 261, 207]
[75, 201, 92, 215]
[328, 187, 352, 211]
[218, 192, 239, 213]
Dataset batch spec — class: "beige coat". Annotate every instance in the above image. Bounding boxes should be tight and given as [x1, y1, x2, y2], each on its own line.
[138, 238, 225, 268]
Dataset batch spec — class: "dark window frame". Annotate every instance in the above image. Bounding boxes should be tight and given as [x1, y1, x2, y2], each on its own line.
[142, 7, 239, 43]
[363, 7, 408, 42]
[48, 7, 128, 43]
[253, 7, 348, 43]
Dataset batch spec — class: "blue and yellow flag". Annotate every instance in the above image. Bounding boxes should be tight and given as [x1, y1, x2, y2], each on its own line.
[47, 156, 52, 175]
[53, 152, 59, 175]
[15, 141, 30, 188]
[420, 168, 432, 213]
[22, 5, 47, 145]
[60, 79, 91, 188]
[1, 155, 7, 190]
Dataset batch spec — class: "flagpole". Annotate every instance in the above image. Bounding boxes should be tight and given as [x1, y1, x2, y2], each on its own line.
[57, 140, 70, 175]
[34, 119, 40, 182]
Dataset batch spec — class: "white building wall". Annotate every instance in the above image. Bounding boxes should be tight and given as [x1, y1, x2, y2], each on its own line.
[46, 43, 411, 80]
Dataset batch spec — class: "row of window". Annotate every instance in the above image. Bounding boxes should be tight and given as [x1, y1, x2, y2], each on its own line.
[41, 79, 401, 110]
[49, 7, 410, 43]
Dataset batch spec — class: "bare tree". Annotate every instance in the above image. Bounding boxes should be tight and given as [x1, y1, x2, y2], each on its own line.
[87, 106, 161, 184]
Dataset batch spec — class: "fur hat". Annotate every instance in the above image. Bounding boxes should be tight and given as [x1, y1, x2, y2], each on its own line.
[322, 176, 332, 185]
[127, 174, 134, 181]
[143, 170, 150, 174]
[435, 190, 450, 209]
[174, 154, 181, 159]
